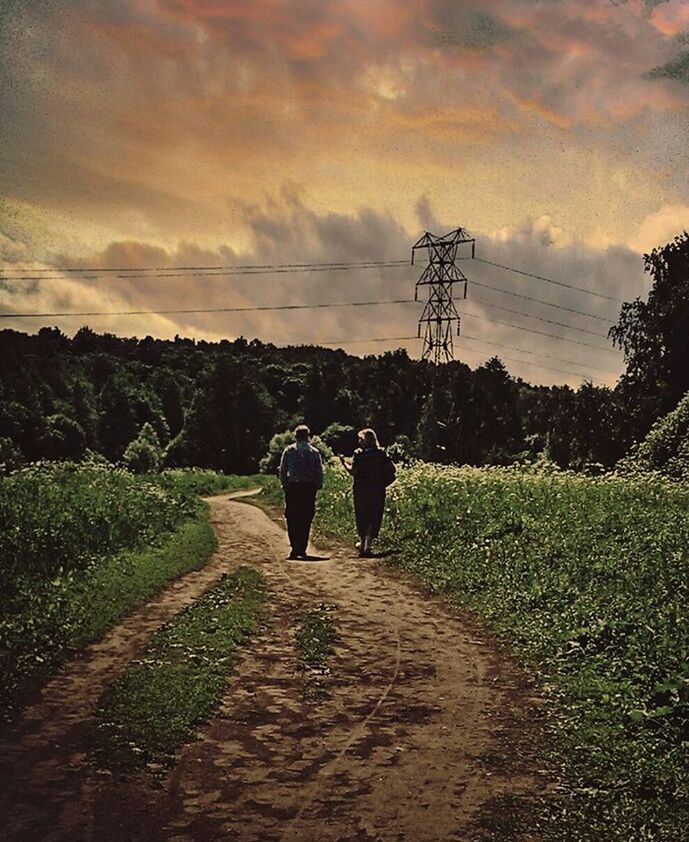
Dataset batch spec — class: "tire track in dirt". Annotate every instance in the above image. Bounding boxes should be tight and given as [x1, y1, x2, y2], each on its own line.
[0, 491, 263, 842]
[93, 499, 548, 842]
[0, 495, 547, 842]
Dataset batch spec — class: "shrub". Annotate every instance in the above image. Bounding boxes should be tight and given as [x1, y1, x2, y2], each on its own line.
[617, 391, 689, 480]
[123, 423, 163, 474]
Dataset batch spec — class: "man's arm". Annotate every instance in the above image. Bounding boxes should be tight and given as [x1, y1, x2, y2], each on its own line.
[279, 447, 290, 486]
[314, 449, 324, 489]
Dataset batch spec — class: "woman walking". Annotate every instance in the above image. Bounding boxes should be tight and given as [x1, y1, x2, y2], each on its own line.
[340, 428, 396, 557]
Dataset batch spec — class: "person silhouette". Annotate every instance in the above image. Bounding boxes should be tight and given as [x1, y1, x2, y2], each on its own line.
[339, 428, 396, 557]
[279, 424, 324, 560]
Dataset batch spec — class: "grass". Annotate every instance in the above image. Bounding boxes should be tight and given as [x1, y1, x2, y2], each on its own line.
[296, 603, 338, 700]
[93, 566, 266, 769]
[0, 504, 217, 719]
[0, 464, 258, 720]
[266, 461, 688, 842]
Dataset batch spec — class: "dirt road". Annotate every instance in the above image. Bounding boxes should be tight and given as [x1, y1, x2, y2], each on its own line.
[0, 495, 546, 841]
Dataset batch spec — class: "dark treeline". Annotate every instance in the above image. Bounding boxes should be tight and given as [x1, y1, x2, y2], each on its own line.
[1, 232, 687, 474]
[0, 328, 654, 475]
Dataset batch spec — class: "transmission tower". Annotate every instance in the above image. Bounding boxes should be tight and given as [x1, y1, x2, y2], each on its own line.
[412, 227, 475, 364]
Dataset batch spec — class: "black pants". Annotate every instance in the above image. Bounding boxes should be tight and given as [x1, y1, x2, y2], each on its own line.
[284, 483, 317, 555]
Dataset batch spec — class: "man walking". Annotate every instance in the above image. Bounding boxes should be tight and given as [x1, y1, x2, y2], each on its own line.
[279, 424, 324, 560]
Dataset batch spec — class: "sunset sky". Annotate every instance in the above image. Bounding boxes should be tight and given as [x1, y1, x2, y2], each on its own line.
[2, 0, 689, 385]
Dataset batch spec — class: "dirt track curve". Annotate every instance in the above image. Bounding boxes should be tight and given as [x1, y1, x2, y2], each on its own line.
[0, 494, 547, 841]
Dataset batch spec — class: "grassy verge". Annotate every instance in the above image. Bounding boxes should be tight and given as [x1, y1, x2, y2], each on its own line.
[0, 465, 259, 720]
[94, 566, 266, 769]
[294, 462, 689, 842]
[1, 504, 217, 720]
[296, 603, 338, 700]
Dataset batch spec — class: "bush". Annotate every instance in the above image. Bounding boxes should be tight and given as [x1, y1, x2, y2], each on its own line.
[259, 430, 334, 475]
[123, 423, 163, 474]
[618, 391, 689, 480]
[0, 436, 23, 474]
[43, 414, 86, 461]
[320, 422, 357, 456]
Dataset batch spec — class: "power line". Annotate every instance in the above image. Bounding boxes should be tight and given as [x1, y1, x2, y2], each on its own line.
[460, 334, 620, 377]
[470, 278, 617, 323]
[0, 260, 409, 281]
[469, 298, 609, 338]
[454, 344, 608, 382]
[462, 310, 619, 353]
[0, 299, 417, 319]
[474, 257, 626, 304]
[0, 258, 409, 273]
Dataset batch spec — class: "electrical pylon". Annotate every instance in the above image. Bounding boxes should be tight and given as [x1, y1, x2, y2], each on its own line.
[412, 227, 475, 364]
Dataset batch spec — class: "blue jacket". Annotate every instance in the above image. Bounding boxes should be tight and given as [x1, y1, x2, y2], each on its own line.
[279, 441, 324, 488]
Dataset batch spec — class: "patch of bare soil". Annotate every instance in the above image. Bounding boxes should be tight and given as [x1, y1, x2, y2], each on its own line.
[0, 496, 548, 841]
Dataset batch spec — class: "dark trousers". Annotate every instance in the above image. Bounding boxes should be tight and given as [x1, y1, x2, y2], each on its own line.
[284, 482, 317, 555]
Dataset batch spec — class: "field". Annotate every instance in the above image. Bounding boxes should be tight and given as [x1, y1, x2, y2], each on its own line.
[0, 463, 249, 718]
[2, 460, 688, 839]
[303, 462, 689, 840]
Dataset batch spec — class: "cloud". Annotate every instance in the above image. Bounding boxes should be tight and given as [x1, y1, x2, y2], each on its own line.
[647, 49, 689, 83]
[427, 7, 516, 50]
[632, 203, 689, 252]
[1, 193, 647, 387]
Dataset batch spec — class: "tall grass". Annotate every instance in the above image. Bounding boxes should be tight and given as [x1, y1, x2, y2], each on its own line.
[0, 462, 194, 589]
[0, 464, 253, 719]
[312, 463, 689, 840]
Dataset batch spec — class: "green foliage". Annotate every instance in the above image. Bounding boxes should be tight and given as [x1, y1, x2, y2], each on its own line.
[618, 390, 689, 480]
[259, 429, 334, 475]
[94, 567, 265, 768]
[611, 231, 689, 440]
[1, 509, 217, 719]
[123, 422, 163, 474]
[296, 603, 338, 701]
[43, 414, 87, 460]
[0, 436, 23, 474]
[0, 462, 194, 588]
[311, 463, 689, 840]
[168, 355, 280, 474]
[320, 422, 357, 456]
[0, 328, 633, 475]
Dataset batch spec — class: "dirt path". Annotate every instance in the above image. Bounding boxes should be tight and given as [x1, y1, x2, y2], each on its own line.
[0, 496, 546, 841]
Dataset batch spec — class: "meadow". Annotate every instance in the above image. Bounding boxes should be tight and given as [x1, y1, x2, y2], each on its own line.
[2, 458, 687, 838]
[301, 461, 689, 840]
[0, 463, 247, 718]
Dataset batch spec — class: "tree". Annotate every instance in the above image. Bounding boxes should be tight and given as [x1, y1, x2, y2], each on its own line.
[168, 356, 279, 474]
[320, 422, 358, 456]
[43, 414, 87, 461]
[610, 231, 689, 439]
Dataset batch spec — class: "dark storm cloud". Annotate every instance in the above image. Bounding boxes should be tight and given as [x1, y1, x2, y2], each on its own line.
[647, 50, 689, 83]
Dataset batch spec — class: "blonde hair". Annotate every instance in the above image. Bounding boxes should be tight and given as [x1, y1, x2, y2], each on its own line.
[358, 428, 379, 448]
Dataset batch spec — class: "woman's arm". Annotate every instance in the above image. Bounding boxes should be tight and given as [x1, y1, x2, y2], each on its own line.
[338, 454, 354, 475]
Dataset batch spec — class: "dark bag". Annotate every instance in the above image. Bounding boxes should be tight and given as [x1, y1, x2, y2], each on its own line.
[381, 454, 396, 487]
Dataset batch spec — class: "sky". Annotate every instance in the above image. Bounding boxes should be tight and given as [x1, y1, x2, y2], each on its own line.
[1, 0, 689, 386]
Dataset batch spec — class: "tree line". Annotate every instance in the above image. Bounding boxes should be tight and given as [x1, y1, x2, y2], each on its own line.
[1, 232, 687, 474]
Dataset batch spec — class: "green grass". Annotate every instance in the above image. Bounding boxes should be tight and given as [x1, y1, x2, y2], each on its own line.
[155, 468, 267, 498]
[296, 603, 338, 700]
[94, 566, 266, 769]
[0, 464, 260, 720]
[296, 462, 689, 841]
[0, 504, 217, 719]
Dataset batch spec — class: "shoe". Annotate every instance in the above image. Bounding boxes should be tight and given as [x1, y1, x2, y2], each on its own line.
[362, 548, 373, 558]
[355, 540, 362, 550]
[288, 551, 299, 560]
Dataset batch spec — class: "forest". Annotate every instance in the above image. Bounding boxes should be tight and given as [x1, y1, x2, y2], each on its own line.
[1, 233, 688, 476]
